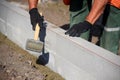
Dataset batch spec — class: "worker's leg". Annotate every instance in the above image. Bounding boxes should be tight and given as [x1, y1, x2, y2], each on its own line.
[70, 0, 90, 40]
[100, 5, 120, 54]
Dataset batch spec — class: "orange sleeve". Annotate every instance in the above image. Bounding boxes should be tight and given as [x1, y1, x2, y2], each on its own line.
[109, 0, 120, 8]
[63, 0, 70, 5]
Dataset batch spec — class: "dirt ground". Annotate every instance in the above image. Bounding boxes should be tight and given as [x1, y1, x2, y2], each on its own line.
[0, 32, 64, 80]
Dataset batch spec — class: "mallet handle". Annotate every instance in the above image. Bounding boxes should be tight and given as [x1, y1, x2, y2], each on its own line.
[34, 23, 40, 40]
[34, 12, 42, 40]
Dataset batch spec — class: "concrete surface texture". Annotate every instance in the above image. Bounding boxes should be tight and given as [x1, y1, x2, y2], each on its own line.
[0, 0, 120, 80]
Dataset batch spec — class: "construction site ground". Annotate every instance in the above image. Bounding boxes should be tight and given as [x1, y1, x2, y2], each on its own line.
[0, 32, 65, 80]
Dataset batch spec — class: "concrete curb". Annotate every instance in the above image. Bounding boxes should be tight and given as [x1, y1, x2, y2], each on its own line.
[0, 1, 120, 80]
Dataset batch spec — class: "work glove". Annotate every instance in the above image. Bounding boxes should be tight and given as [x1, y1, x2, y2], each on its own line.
[36, 43, 49, 66]
[29, 8, 44, 30]
[65, 21, 92, 37]
[91, 24, 103, 37]
[36, 52, 49, 66]
[91, 14, 104, 37]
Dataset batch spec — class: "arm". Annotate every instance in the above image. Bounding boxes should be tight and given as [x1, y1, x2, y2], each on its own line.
[28, 0, 44, 31]
[65, 0, 109, 37]
[86, 0, 109, 24]
[28, 0, 38, 10]
[63, 0, 70, 5]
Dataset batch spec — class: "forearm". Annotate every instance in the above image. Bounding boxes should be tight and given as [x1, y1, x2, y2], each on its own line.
[28, 0, 38, 10]
[63, 0, 70, 5]
[86, 0, 109, 24]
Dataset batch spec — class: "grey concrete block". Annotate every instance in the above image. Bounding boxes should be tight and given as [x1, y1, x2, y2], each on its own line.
[0, 0, 120, 80]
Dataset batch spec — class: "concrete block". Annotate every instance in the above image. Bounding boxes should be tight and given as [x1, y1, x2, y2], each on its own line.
[45, 25, 120, 80]
[0, 1, 120, 80]
[0, 18, 6, 35]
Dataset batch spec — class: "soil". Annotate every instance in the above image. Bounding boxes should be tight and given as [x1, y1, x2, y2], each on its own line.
[0, 32, 64, 80]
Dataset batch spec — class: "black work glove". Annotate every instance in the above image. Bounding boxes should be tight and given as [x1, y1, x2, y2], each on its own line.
[65, 21, 92, 37]
[91, 25, 103, 37]
[91, 14, 104, 37]
[36, 52, 49, 66]
[29, 8, 44, 30]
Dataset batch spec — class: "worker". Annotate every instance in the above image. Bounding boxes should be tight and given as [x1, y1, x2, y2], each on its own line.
[65, 0, 120, 54]
[64, 0, 92, 40]
[100, 0, 120, 54]
[63, 0, 104, 45]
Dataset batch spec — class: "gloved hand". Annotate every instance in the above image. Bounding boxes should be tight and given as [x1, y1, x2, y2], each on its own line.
[65, 21, 92, 37]
[36, 52, 49, 66]
[29, 8, 44, 30]
[91, 24, 103, 37]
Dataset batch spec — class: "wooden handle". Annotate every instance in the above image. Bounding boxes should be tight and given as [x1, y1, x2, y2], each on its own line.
[34, 23, 40, 40]
[40, 12, 42, 16]
[33, 12, 42, 40]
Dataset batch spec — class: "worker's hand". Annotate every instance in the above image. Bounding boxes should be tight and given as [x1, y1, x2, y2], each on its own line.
[91, 24, 103, 37]
[29, 8, 44, 30]
[65, 21, 92, 37]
